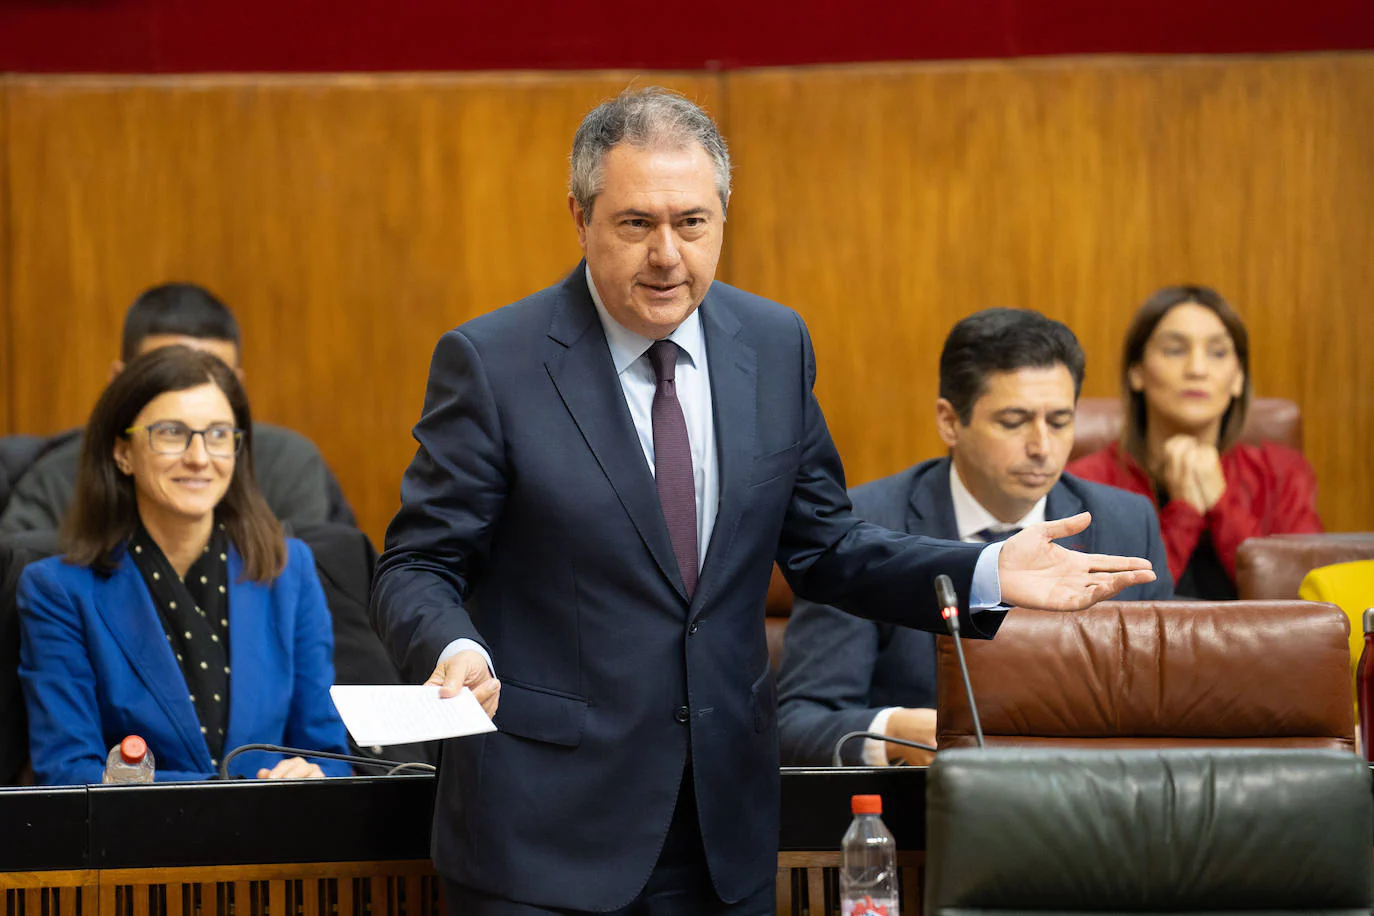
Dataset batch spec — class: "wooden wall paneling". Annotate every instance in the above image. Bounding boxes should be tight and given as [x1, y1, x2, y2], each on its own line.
[772, 851, 924, 916]
[0, 78, 11, 436]
[1, 873, 98, 916]
[1, 857, 927, 916]
[723, 55, 1374, 531]
[1297, 58, 1374, 532]
[725, 60, 1146, 485]
[6, 58, 1373, 537]
[80, 861, 441, 916]
[4, 73, 721, 545]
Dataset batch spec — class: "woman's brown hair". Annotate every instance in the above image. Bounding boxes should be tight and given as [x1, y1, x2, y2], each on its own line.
[62, 345, 287, 581]
[1119, 284, 1253, 471]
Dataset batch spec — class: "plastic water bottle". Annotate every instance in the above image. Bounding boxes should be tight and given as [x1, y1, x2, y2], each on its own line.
[1357, 609, 1374, 761]
[840, 793, 899, 916]
[102, 735, 155, 784]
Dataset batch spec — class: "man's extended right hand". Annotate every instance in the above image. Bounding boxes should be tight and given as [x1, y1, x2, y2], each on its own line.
[428, 649, 500, 719]
[998, 512, 1156, 610]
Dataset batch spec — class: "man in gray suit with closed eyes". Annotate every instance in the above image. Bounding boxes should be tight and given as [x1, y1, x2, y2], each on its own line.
[778, 308, 1174, 768]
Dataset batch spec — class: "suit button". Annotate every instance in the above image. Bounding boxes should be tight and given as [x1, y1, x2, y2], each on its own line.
[688, 621, 699, 635]
[674, 706, 691, 724]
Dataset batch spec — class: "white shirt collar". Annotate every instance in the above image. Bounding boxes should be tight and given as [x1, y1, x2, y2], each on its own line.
[948, 461, 1049, 542]
[586, 265, 705, 375]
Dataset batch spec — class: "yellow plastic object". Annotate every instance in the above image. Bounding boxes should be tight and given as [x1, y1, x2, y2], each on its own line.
[1299, 559, 1374, 709]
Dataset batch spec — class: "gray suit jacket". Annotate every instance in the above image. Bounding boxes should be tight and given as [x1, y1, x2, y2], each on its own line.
[777, 456, 1174, 766]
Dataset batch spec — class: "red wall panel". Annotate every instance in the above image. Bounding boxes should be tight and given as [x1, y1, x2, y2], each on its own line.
[1, 0, 1371, 73]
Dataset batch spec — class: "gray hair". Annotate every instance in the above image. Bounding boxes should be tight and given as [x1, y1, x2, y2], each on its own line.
[570, 87, 732, 218]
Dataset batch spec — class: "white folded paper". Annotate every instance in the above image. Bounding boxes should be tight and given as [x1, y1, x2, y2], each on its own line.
[329, 684, 498, 746]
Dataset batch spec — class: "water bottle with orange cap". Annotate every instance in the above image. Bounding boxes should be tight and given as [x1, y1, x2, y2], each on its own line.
[102, 735, 156, 784]
[841, 793, 898, 915]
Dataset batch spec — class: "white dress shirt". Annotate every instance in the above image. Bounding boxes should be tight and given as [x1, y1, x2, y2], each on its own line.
[949, 462, 1049, 541]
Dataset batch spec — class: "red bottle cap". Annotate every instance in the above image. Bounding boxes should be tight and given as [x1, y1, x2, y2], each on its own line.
[851, 794, 882, 815]
[120, 735, 148, 765]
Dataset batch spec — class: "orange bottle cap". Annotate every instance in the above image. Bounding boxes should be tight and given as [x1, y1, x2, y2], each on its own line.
[851, 794, 882, 815]
[120, 735, 148, 765]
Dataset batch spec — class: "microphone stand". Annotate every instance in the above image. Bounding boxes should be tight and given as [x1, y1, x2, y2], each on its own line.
[936, 574, 985, 748]
[828, 573, 989, 765]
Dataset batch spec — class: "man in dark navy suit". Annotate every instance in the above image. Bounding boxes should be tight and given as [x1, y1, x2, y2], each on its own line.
[372, 91, 1156, 915]
[778, 309, 1174, 768]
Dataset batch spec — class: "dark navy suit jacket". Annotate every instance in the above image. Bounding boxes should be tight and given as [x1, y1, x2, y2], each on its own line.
[18, 539, 351, 784]
[777, 456, 1174, 766]
[372, 267, 1002, 910]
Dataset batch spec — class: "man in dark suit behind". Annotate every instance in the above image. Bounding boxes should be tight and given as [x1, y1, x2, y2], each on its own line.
[0, 283, 354, 533]
[372, 90, 1155, 914]
[778, 309, 1174, 768]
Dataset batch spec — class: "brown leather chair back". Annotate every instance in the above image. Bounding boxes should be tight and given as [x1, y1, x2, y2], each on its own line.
[1070, 396, 1303, 461]
[765, 564, 794, 672]
[1236, 534, 1374, 600]
[937, 600, 1354, 751]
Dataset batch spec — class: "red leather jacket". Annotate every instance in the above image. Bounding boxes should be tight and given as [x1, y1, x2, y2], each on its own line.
[1068, 441, 1323, 584]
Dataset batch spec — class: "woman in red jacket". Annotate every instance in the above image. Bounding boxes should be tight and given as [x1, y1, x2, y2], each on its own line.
[1068, 285, 1322, 598]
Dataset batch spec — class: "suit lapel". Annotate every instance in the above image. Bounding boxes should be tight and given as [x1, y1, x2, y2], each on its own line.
[96, 556, 210, 768]
[544, 267, 687, 601]
[1045, 481, 1089, 551]
[691, 295, 756, 615]
[224, 548, 268, 756]
[907, 457, 960, 537]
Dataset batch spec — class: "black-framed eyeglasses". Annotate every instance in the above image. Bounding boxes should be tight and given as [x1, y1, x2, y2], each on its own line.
[125, 422, 244, 457]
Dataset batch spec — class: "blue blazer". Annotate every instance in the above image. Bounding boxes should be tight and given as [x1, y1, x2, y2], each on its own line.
[19, 538, 351, 784]
[778, 456, 1174, 766]
[372, 266, 994, 910]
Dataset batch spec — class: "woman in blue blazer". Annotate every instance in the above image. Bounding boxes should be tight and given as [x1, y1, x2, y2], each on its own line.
[18, 345, 351, 784]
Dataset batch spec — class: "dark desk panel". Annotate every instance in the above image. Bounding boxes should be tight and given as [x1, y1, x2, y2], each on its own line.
[9, 763, 1366, 874]
[0, 785, 88, 871]
[88, 775, 436, 869]
[2, 769, 918, 872]
[779, 767, 925, 851]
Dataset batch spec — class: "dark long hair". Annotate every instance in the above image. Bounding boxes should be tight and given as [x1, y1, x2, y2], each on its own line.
[1120, 284, 1252, 470]
[63, 346, 286, 581]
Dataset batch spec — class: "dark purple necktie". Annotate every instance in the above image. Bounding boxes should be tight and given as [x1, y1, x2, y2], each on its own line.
[648, 340, 698, 598]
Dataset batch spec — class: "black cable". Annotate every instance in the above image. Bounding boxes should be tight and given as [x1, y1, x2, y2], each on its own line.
[831, 730, 937, 767]
[218, 743, 437, 779]
[385, 761, 440, 776]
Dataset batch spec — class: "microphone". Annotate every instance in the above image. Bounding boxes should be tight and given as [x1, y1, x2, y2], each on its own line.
[935, 574, 985, 749]
[218, 743, 437, 780]
[831, 730, 937, 768]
